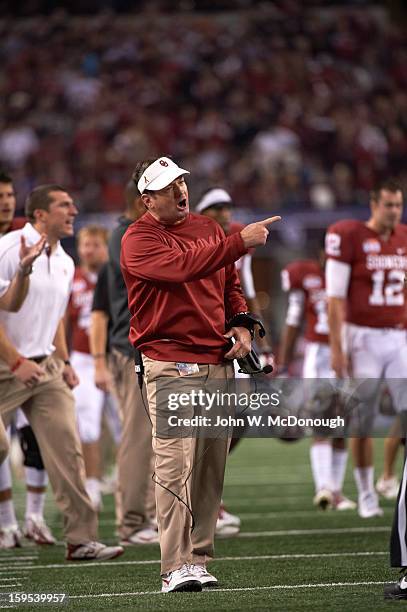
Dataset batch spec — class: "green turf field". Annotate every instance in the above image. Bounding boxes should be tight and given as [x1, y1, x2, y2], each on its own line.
[0, 438, 402, 611]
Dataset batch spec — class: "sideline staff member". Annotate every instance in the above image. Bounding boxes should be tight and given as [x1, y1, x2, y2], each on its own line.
[0, 232, 46, 464]
[0, 184, 123, 561]
[121, 157, 280, 592]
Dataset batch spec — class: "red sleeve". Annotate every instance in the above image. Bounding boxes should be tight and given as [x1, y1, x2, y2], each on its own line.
[281, 262, 304, 292]
[9, 218, 27, 232]
[229, 222, 255, 255]
[121, 227, 247, 284]
[67, 292, 76, 327]
[224, 263, 248, 321]
[325, 220, 356, 264]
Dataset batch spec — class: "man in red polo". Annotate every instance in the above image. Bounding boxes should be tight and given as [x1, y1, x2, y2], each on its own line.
[121, 156, 280, 593]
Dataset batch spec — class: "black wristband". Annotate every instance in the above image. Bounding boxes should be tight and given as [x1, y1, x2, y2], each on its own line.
[227, 312, 266, 339]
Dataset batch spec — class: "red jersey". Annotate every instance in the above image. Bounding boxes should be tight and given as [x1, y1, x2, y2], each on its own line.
[68, 267, 97, 353]
[281, 259, 328, 344]
[121, 212, 248, 363]
[326, 220, 407, 328]
[1, 217, 27, 236]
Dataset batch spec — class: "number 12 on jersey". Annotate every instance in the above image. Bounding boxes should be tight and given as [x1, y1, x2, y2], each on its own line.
[369, 269, 405, 306]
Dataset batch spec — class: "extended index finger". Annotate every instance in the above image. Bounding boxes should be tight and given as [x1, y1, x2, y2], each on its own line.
[257, 215, 282, 227]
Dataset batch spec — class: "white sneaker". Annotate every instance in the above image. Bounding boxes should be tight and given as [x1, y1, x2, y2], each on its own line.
[86, 490, 103, 513]
[161, 563, 202, 593]
[100, 469, 118, 495]
[0, 524, 23, 549]
[189, 564, 218, 587]
[358, 492, 384, 518]
[313, 488, 333, 510]
[66, 541, 124, 561]
[376, 476, 400, 500]
[120, 527, 159, 545]
[24, 514, 56, 545]
[332, 494, 357, 511]
[218, 505, 241, 527]
[215, 504, 241, 538]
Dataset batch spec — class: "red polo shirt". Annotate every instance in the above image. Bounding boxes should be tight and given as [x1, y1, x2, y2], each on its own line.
[121, 212, 248, 363]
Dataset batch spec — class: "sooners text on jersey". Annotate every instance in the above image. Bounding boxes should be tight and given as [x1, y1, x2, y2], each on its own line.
[326, 220, 407, 328]
[281, 259, 328, 343]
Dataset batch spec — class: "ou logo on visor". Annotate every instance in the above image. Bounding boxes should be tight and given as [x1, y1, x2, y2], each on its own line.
[159, 159, 169, 167]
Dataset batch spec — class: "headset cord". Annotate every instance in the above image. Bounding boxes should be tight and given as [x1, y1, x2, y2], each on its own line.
[137, 369, 195, 530]
[137, 364, 264, 534]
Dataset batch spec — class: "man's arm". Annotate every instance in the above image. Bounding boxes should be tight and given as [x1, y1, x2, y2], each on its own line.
[122, 229, 248, 283]
[0, 234, 46, 312]
[278, 325, 301, 372]
[328, 297, 348, 377]
[278, 289, 304, 371]
[325, 258, 352, 377]
[90, 262, 112, 392]
[121, 216, 281, 284]
[90, 310, 112, 393]
[0, 270, 29, 312]
[223, 263, 252, 359]
[53, 318, 79, 389]
[0, 324, 45, 386]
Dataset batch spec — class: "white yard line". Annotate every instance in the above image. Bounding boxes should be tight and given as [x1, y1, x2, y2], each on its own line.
[44, 508, 389, 528]
[68, 581, 386, 599]
[238, 526, 390, 537]
[1, 549, 387, 571]
[44, 524, 390, 549]
[0, 557, 37, 562]
[0, 584, 21, 588]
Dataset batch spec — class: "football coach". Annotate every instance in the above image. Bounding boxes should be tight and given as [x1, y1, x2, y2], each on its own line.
[121, 156, 280, 593]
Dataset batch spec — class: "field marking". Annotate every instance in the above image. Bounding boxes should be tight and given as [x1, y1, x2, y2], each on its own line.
[236, 509, 391, 519]
[0, 584, 21, 588]
[0, 525, 390, 563]
[0, 557, 37, 562]
[68, 581, 386, 599]
[238, 526, 390, 537]
[43, 524, 392, 550]
[0, 562, 33, 566]
[43, 508, 391, 529]
[2, 550, 388, 571]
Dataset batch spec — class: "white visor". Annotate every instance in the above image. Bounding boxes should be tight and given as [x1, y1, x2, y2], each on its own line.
[195, 188, 232, 213]
[137, 157, 189, 194]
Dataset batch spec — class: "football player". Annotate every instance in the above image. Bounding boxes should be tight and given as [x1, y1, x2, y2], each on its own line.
[279, 244, 355, 511]
[68, 225, 111, 510]
[326, 179, 406, 519]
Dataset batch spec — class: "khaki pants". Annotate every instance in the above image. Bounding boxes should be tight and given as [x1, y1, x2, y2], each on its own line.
[110, 349, 155, 539]
[0, 356, 97, 545]
[142, 356, 233, 575]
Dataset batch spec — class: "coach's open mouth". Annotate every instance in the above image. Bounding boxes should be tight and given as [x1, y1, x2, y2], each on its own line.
[177, 199, 187, 210]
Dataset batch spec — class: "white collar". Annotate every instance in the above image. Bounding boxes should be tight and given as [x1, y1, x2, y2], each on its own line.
[22, 223, 64, 256]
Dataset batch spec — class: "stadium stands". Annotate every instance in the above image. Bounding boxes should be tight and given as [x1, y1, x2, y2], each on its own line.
[0, 3, 405, 212]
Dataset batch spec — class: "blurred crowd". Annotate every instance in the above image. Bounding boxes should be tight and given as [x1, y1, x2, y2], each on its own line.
[1, 2, 406, 213]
